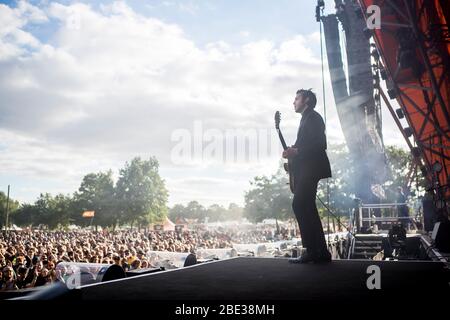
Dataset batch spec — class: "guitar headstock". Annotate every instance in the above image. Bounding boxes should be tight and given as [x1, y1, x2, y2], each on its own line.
[274, 111, 281, 129]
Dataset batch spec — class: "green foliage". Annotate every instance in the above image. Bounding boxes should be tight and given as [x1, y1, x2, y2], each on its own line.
[383, 145, 425, 201]
[12, 203, 38, 227]
[226, 203, 244, 221]
[243, 144, 417, 222]
[317, 144, 355, 218]
[0, 191, 20, 229]
[10, 156, 169, 229]
[116, 157, 168, 226]
[14, 193, 72, 228]
[243, 162, 293, 223]
[168, 202, 243, 223]
[184, 201, 207, 222]
[168, 204, 187, 222]
[73, 170, 117, 228]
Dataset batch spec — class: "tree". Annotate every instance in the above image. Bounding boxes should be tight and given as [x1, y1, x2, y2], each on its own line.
[14, 193, 73, 229]
[73, 170, 117, 228]
[51, 194, 73, 228]
[243, 144, 418, 223]
[206, 204, 227, 222]
[244, 162, 293, 223]
[31, 193, 54, 228]
[13, 203, 38, 227]
[316, 144, 355, 219]
[184, 201, 207, 222]
[169, 202, 244, 222]
[169, 204, 186, 222]
[227, 203, 243, 221]
[116, 157, 168, 227]
[384, 145, 425, 201]
[0, 191, 19, 229]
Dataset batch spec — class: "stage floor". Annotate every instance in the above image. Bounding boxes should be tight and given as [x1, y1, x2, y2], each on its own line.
[73, 257, 450, 300]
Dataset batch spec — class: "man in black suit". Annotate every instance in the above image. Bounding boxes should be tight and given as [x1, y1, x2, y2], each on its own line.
[282, 89, 332, 263]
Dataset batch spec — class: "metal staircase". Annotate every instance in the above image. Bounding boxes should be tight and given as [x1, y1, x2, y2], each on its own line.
[350, 235, 384, 259]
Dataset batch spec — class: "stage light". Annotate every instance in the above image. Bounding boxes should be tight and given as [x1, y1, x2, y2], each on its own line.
[403, 127, 414, 137]
[387, 88, 397, 99]
[395, 108, 404, 119]
[315, 6, 321, 22]
[432, 161, 443, 173]
[315, 0, 324, 22]
[363, 27, 373, 39]
[398, 49, 415, 69]
[434, 199, 446, 209]
[412, 147, 422, 158]
[373, 76, 380, 86]
[371, 48, 379, 60]
[354, 5, 363, 18]
[420, 165, 428, 177]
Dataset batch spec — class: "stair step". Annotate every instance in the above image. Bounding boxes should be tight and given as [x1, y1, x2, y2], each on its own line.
[355, 237, 386, 241]
[352, 253, 376, 259]
[354, 246, 382, 250]
[355, 240, 383, 244]
[353, 251, 380, 255]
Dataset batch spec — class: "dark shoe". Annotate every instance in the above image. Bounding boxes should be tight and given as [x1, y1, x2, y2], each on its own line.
[289, 251, 314, 264]
[313, 250, 332, 263]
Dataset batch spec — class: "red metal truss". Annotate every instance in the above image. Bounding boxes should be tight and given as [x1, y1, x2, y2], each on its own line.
[359, 0, 450, 200]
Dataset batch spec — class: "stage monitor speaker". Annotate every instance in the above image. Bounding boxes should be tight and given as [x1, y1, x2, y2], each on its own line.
[432, 221, 450, 253]
[101, 264, 126, 282]
[183, 253, 197, 267]
[423, 196, 437, 232]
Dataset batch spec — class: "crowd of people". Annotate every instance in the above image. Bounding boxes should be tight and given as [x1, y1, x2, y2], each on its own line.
[0, 226, 294, 291]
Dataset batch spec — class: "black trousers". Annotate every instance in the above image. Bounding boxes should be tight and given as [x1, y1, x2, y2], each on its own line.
[292, 174, 328, 256]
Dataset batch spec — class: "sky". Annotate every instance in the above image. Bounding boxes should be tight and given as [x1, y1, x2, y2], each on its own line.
[0, 0, 408, 207]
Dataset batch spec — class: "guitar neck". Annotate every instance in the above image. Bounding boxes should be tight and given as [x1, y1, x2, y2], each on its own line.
[277, 129, 288, 150]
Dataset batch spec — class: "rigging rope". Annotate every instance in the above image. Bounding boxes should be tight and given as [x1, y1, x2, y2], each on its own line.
[319, 7, 331, 249]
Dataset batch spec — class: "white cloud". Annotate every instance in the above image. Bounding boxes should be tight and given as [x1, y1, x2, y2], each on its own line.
[274, 35, 320, 63]
[0, 1, 47, 59]
[239, 31, 250, 38]
[152, 0, 199, 15]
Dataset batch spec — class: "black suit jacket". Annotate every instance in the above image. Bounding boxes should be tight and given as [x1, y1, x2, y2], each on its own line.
[291, 107, 332, 180]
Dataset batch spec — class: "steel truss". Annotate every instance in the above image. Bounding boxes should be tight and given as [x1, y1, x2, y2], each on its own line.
[359, 0, 450, 205]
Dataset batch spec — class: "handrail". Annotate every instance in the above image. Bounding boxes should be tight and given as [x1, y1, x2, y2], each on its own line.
[361, 217, 412, 221]
[360, 203, 407, 208]
[358, 202, 410, 231]
[347, 233, 356, 259]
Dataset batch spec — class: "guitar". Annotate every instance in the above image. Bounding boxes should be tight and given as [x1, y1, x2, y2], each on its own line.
[274, 111, 295, 193]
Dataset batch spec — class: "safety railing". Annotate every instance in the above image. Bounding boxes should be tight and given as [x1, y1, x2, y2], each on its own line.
[358, 203, 410, 232]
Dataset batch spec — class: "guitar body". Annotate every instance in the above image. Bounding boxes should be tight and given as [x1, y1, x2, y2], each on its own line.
[275, 111, 295, 194]
[283, 161, 296, 194]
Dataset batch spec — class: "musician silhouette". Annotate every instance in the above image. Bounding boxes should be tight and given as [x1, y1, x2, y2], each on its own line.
[282, 89, 332, 263]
